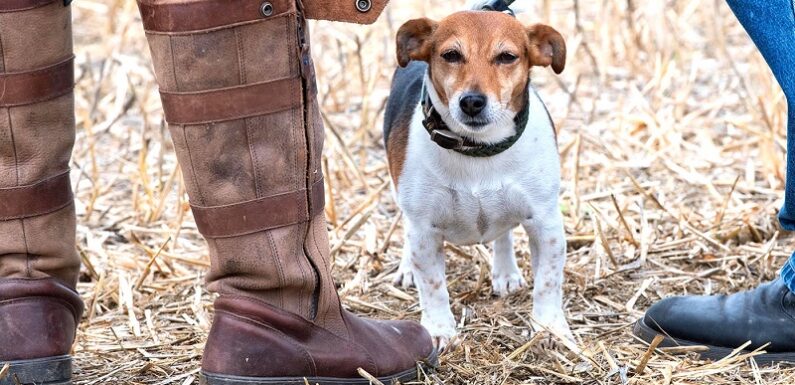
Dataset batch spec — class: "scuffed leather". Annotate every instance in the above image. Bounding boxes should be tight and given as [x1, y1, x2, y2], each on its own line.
[143, 1, 327, 325]
[141, 1, 436, 379]
[138, 0, 296, 33]
[0, 278, 84, 361]
[0, 0, 60, 13]
[303, 0, 389, 24]
[202, 296, 434, 378]
[0, 0, 80, 287]
[644, 279, 795, 352]
[0, 57, 75, 107]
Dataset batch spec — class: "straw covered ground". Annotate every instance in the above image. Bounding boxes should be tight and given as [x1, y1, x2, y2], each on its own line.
[63, 0, 794, 384]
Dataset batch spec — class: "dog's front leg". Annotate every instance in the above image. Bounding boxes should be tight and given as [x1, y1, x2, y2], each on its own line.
[392, 237, 416, 288]
[405, 220, 457, 350]
[491, 230, 527, 297]
[522, 210, 573, 342]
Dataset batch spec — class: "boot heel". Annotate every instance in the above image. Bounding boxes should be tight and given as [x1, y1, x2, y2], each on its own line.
[0, 356, 72, 385]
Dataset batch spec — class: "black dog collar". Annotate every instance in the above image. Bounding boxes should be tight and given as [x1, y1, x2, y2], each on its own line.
[420, 86, 530, 158]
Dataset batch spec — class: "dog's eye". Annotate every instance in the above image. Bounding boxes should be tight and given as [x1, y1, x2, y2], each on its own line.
[496, 52, 518, 64]
[441, 50, 463, 63]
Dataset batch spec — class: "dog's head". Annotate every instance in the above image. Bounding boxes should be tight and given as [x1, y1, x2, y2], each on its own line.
[396, 11, 565, 142]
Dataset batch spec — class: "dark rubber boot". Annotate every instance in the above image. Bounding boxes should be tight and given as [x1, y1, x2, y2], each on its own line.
[634, 279, 795, 365]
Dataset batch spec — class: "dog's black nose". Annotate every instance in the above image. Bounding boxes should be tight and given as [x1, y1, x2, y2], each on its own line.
[460, 93, 487, 117]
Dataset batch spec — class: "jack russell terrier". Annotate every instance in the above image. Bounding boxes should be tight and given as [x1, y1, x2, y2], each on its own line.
[383, 5, 571, 349]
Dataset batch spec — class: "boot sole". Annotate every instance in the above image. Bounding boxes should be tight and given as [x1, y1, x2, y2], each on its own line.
[0, 355, 72, 385]
[200, 350, 438, 385]
[634, 317, 795, 366]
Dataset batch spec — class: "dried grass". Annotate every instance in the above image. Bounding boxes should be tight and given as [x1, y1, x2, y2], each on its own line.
[68, 0, 795, 383]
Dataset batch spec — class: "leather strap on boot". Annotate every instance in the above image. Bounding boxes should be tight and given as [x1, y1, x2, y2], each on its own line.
[0, 54, 75, 221]
[301, 0, 389, 24]
[0, 56, 74, 106]
[138, 0, 389, 27]
[0, 172, 73, 221]
[0, 0, 63, 12]
[139, 0, 296, 33]
[191, 178, 325, 238]
[158, 77, 301, 125]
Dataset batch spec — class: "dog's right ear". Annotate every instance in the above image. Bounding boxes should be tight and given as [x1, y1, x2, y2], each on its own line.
[526, 24, 566, 74]
[396, 18, 438, 67]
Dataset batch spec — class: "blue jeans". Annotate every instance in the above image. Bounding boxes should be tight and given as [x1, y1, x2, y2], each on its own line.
[725, 0, 795, 291]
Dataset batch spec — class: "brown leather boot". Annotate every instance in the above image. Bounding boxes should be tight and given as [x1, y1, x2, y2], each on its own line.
[136, 0, 436, 384]
[0, 1, 84, 385]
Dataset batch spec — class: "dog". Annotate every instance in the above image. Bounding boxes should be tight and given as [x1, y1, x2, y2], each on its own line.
[383, 5, 571, 349]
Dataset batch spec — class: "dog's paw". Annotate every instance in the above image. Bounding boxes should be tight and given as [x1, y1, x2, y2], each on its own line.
[392, 264, 416, 289]
[532, 311, 574, 348]
[532, 324, 574, 352]
[422, 314, 458, 352]
[492, 272, 527, 297]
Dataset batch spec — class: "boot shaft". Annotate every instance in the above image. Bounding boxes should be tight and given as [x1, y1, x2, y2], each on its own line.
[137, 3, 440, 382]
[0, 0, 79, 287]
[139, 0, 342, 330]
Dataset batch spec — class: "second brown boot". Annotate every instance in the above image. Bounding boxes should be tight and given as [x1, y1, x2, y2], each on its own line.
[136, 0, 436, 384]
[0, 1, 83, 384]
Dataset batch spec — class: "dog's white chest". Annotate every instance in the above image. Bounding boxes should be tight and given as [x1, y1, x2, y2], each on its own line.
[394, 86, 561, 246]
[419, 181, 532, 244]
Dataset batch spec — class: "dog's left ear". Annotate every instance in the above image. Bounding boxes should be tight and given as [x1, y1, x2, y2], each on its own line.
[526, 24, 566, 74]
[396, 18, 438, 67]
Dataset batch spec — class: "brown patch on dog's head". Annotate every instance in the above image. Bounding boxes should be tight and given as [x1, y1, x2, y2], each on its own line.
[396, 18, 438, 68]
[396, 12, 566, 137]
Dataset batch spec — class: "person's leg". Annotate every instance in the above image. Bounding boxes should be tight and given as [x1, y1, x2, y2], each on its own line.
[725, 0, 795, 293]
[0, 1, 84, 384]
[728, 0, 795, 228]
[634, 0, 795, 365]
[135, 1, 435, 383]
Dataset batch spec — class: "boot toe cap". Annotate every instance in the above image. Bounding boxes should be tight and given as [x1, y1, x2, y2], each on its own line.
[639, 285, 794, 351]
[643, 295, 723, 343]
[352, 317, 438, 375]
[391, 319, 436, 360]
